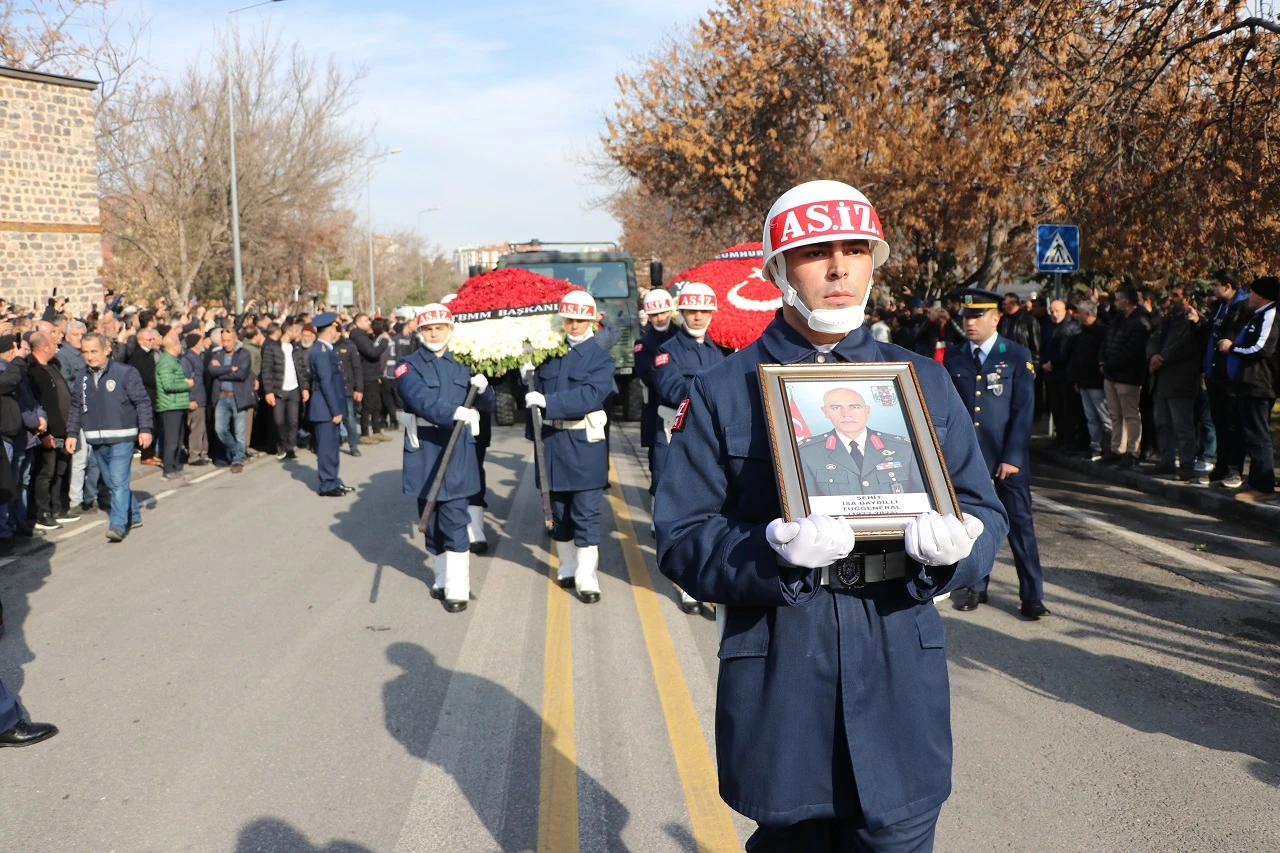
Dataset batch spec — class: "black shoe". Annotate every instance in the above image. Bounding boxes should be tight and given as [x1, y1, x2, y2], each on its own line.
[349, 448, 362, 457]
[55, 510, 81, 523]
[557, 578, 575, 589]
[951, 589, 983, 611]
[1020, 600, 1050, 619]
[190, 458, 210, 466]
[79, 502, 97, 513]
[430, 587, 445, 600]
[105, 527, 125, 543]
[469, 541, 488, 555]
[0, 720, 59, 748]
[340, 485, 356, 494]
[680, 600, 703, 615]
[285, 450, 298, 460]
[443, 600, 468, 613]
[579, 591, 601, 604]
[318, 488, 348, 497]
[34, 516, 62, 531]
[1115, 455, 1138, 469]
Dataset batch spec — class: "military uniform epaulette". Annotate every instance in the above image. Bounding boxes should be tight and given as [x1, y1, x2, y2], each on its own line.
[798, 435, 819, 447]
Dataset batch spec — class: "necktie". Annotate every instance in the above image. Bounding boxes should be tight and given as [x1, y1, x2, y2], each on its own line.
[973, 347, 983, 375]
[847, 440, 863, 472]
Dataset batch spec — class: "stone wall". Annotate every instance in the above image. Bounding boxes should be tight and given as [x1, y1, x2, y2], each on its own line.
[0, 66, 103, 319]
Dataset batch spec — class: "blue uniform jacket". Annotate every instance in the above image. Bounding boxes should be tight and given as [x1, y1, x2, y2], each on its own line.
[654, 313, 1008, 831]
[396, 347, 493, 501]
[634, 322, 677, 447]
[308, 342, 345, 423]
[524, 339, 615, 492]
[653, 327, 727, 409]
[943, 336, 1035, 477]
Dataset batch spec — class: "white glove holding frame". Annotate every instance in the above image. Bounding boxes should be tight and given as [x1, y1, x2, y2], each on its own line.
[525, 391, 547, 409]
[469, 374, 488, 393]
[765, 513, 856, 569]
[903, 511, 984, 566]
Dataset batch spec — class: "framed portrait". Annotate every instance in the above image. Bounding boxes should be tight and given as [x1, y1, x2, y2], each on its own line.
[758, 362, 962, 540]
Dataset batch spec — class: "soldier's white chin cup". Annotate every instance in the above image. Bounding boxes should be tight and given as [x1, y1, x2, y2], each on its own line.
[423, 335, 449, 353]
[566, 330, 594, 346]
[777, 275, 872, 336]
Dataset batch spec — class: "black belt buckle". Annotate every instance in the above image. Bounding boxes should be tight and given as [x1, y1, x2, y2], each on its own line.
[832, 554, 865, 589]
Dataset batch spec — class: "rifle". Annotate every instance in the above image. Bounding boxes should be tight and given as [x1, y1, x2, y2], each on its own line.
[416, 384, 479, 533]
[523, 340, 555, 532]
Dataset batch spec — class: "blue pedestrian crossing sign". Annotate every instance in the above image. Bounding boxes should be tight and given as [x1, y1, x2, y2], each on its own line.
[1036, 224, 1080, 273]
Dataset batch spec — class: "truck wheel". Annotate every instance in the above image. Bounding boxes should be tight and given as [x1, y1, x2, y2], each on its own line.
[622, 378, 645, 422]
[494, 373, 517, 426]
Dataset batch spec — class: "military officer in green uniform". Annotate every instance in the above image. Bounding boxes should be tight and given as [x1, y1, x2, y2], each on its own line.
[798, 387, 923, 496]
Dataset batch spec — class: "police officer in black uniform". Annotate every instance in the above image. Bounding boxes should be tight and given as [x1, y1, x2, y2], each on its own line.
[944, 288, 1048, 619]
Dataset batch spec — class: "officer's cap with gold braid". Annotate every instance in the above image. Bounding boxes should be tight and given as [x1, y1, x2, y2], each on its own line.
[952, 287, 1002, 318]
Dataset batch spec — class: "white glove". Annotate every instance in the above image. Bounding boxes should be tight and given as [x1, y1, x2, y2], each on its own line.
[903, 511, 984, 566]
[765, 514, 855, 569]
[469, 373, 488, 393]
[452, 406, 479, 436]
[520, 361, 535, 383]
[525, 391, 546, 409]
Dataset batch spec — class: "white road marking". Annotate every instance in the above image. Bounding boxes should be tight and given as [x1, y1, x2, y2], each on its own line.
[189, 468, 226, 485]
[1034, 493, 1280, 605]
[57, 519, 107, 540]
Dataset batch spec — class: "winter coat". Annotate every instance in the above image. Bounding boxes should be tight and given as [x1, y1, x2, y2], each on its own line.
[1102, 306, 1153, 386]
[155, 351, 192, 413]
[1145, 312, 1202, 398]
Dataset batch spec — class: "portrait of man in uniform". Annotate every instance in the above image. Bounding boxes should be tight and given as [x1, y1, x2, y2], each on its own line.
[759, 365, 957, 531]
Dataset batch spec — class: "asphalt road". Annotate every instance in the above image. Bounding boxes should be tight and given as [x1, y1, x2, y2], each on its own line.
[1, 424, 1276, 852]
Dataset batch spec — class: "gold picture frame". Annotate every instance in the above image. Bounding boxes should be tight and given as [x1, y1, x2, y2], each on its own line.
[758, 362, 962, 540]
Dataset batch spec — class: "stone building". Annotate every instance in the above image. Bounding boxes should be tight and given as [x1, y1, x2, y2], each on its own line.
[0, 65, 103, 318]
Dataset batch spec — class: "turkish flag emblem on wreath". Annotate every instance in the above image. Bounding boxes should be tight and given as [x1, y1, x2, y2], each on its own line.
[670, 242, 781, 351]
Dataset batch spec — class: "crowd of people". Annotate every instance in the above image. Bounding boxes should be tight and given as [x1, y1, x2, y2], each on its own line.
[0, 292, 426, 551]
[840, 272, 1279, 502]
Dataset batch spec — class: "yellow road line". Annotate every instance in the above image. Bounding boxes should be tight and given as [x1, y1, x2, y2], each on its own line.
[537, 549, 579, 853]
[607, 457, 741, 853]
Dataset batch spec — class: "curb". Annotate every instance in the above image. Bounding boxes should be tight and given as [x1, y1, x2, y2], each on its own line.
[1031, 440, 1280, 528]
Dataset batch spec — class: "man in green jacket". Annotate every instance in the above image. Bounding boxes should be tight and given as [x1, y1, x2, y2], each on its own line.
[156, 330, 192, 480]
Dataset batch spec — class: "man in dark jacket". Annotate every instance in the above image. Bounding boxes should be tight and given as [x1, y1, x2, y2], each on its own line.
[349, 313, 389, 441]
[0, 336, 45, 538]
[999, 292, 1041, 361]
[261, 320, 312, 460]
[181, 332, 210, 465]
[1222, 276, 1278, 502]
[1203, 269, 1253, 487]
[125, 327, 160, 466]
[1145, 286, 1203, 480]
[26, 332, 75, 530]
[1101, 286, 1152, 467]
[334, 328, 364, 456]
[1041, 299, 1082, 448]
[1067, 301, 1111, 461]
[64, 333, 153, 542]
[206, 327, 255, 473]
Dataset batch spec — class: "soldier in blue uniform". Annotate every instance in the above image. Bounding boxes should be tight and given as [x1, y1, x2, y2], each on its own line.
[396, 303, 492, 613]
[439, 293, 492, 553]
[307, 312, 354, 498]
[633, 288, 678, 515]
[653, 282, 726, 614]
[524, 290, 616, 604]
[655, 180, 1007, 851]
[944, 288, 1049, 619]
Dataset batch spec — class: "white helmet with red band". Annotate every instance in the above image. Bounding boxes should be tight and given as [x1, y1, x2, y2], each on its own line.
[642, 289, 674, 315]
[762, 181, 890, 335]
[558, 290, 597, 320]
[677, 282, 718, 311]
[414, 303, 453, 327]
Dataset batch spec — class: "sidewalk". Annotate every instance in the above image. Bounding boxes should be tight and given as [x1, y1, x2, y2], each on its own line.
[1030, 436, 1280, 529]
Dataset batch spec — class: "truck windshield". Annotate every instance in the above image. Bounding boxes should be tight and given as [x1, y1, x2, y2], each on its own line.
[511, 261, 630, 298]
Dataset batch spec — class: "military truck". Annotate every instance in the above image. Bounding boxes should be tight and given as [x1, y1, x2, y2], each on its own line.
[478, 241, 661, 426]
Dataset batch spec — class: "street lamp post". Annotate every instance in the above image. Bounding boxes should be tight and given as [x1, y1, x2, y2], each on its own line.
[365, 147, 402, 314]
[226, 0, 287, 314]
[416, 205, 444, 290]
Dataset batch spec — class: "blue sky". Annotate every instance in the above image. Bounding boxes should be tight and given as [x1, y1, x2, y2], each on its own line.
[110, 0, 710, 253]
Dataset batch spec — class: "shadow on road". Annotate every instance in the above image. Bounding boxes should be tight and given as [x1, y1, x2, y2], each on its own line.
[235, 818, 374, 853]
[0, 538, 53, 700]
[945, 617, 1280, 787]
[382, 641, 630, 851]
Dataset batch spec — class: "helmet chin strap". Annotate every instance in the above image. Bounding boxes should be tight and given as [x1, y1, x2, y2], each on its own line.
[420, 331, 451, 352]
[649, 318, 670, 332]
[772, 261, 871, 336]
[686, 325, 707, 340]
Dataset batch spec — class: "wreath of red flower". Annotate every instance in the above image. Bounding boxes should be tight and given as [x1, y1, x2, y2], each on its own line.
[671, 242, 780, 350]
[449, 268, 580, 316]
